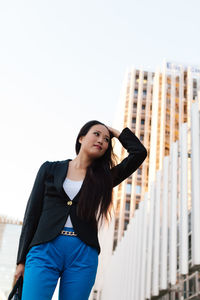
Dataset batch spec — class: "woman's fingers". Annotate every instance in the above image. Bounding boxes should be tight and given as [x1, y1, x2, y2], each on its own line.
[107, 126, 120, 138]
[15, 263, 25, 281]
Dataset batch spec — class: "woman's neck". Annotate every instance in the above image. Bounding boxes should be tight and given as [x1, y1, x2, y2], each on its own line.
[72, 154, 93, 170]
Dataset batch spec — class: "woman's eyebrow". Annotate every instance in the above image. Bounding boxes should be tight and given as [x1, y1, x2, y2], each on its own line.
[95, 130, 110, 138]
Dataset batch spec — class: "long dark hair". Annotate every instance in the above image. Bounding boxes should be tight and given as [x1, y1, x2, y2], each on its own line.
[75, 120, 116, 225]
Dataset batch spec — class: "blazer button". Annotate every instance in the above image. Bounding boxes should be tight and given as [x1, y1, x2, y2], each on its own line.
[67, 200, 72, 206]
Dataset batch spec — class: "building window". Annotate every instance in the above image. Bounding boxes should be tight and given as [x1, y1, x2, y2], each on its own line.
[193, 90, 197, 99]
[113, 239, 117, 251]
[189, 276, 196, 297]
[133, 102, 137, 108]
[93, 290, 98, 300]
[184, 104, 187, 114]
[126, 183, 132, 195]
[140, 134, 144, 141]
[135, 185, 141, 194]
[114, 219, 119, 230]
[132, 117, 136, 124]
[137, 168, 142, 175]
[141, 119, 145, 125]
[143, 89, 147, 96]
[134, 89, 138, 96]
[142, 104, 145, 110]
[177, 245, 179, 270]
[183, 281, 187, 299]
[188, 234, 192, 260]
[189, 212, 191, 232]
[125, 201, 130, 211]
[125, 212, 130, 218]
[124, 219, 129, 230]
[193, 79, 197, 88]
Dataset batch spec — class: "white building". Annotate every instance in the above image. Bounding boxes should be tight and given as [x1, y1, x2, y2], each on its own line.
[113, 61, 200, 251]
[90, 61, 200, 300]
[101, 100, 200, 299]
[0, 216, 22, 299]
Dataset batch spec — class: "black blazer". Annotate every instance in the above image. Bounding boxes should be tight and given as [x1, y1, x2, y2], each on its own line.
[17, 128, 147, 265]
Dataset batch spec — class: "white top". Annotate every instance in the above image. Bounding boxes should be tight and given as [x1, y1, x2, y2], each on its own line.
[63, 178, 83, 228]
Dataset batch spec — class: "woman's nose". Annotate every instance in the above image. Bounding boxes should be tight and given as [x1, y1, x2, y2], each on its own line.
[97, 139, 103, 145]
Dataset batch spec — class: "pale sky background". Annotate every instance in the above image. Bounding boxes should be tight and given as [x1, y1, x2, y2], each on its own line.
[1, 0, 200, 220]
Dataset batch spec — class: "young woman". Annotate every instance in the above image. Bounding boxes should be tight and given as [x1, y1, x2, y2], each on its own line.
[15, 120, 147, 300]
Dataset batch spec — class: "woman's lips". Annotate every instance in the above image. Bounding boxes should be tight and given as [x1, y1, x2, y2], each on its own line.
[93, 144, 102, 150]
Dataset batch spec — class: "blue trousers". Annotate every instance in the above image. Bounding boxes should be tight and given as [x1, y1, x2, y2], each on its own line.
[21, 227, 98, 300]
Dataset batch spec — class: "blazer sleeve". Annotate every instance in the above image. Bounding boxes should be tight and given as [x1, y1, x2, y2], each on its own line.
[111, 127, 147, 187]
[16, 161, 50, 265]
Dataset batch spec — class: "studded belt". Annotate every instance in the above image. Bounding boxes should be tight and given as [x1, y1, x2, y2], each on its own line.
[60, 230, 77, 237]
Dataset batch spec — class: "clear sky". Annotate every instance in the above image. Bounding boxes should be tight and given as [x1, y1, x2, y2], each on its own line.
[1, 0, 200, 220]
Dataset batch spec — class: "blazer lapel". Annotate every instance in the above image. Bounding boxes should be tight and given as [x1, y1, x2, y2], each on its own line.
[54, 159, 72, 197]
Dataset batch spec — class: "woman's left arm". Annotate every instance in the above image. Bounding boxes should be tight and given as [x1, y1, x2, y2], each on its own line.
[16, 161, 50, 265]
[109, 127, 147, 187]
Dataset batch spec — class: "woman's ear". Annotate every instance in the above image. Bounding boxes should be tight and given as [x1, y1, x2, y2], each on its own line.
[79, 136, 83, 144]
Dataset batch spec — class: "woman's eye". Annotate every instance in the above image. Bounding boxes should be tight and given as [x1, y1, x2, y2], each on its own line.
[105, 138, 109, 143]
[94, 132, 99, 136]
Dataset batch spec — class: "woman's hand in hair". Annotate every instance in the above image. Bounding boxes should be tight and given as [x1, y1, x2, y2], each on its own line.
[107, 126, 120, 139]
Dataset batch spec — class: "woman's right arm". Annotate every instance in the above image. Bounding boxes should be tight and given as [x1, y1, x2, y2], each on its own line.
[16, 161, 50, 268]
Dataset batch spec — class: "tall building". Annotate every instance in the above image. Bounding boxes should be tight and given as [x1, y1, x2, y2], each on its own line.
[113, 61, 200, 250]
[101, 100, 200, 299]
[90, 61, 200, 300]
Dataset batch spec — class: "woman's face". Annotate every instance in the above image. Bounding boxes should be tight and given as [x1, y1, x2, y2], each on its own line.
[79, 124, 110, 159]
